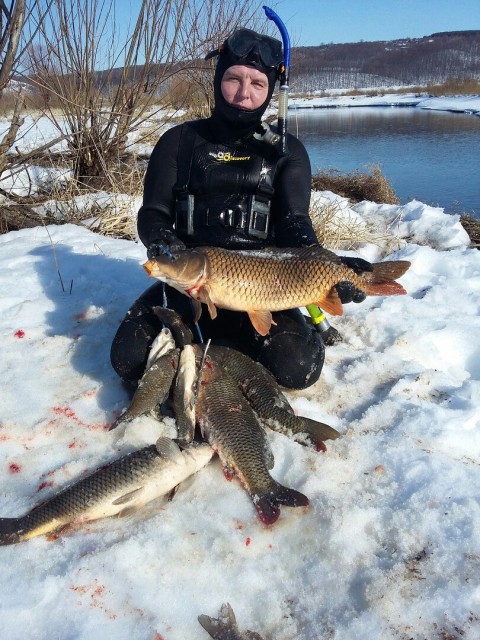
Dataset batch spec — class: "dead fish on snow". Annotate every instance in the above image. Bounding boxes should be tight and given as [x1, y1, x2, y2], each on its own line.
[198, 602, 264, 640]
[0, 437, 213, 545]
[208, 344, 340, 451]
[143, 245, 411, 335]
[110, 327, 179, 430]
[194, 345, 309, 525]
[149, 307, 340, 451]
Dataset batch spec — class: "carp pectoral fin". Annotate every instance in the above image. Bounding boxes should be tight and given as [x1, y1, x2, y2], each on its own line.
[112, 487, 144, 506]
[166, 485, 179, 502]
[202, 288, 218, 320]
[248, 310, 273, 336]
[315, 289, 344, 316]
[191, 299, 203, 324]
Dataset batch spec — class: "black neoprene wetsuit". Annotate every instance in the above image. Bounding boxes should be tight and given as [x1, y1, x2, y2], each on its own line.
[110, 116, 325, 391]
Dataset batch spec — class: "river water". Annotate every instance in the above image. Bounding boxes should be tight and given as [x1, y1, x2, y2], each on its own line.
[292, 107, 480, 219]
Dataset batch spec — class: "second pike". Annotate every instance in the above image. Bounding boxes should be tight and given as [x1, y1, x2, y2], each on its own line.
[143, 245, 411, 335]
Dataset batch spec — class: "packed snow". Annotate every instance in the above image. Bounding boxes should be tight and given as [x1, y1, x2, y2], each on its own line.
[1, 193, 480, 638]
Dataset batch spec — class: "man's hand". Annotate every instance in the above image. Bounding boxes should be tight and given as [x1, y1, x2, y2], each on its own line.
[147, 229, 186, 260]
[339, 255, 373, 274]
[336, 256, 374, 304]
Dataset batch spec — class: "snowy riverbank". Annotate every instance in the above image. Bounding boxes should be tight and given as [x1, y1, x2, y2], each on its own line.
[1, 201, 480, 639]
[288, 93, 480, 115]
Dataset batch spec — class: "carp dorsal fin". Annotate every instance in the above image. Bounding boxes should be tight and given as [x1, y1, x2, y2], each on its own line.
[155, 436, 182, 462]
[315, 289, 344, 316]
[248, 310, 273, 336]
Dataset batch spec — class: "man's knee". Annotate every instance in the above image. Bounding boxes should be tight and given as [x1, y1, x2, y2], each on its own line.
[110, 302, 162, 382]
[257, 325, 325, 390]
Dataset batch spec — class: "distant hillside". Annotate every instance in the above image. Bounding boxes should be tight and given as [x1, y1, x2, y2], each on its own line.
[290, 30, 480, 92]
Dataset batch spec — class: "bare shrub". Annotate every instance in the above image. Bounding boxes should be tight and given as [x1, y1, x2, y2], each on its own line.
[460, 214, 480, 248]
[312, 165, 400, 206]
[27, 0, 263, 190]
[309, 195, 402, 253]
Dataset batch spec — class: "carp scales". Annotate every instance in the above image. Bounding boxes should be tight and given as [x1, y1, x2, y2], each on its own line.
[144, 307, 341, 451]
[194, 346, 309, 525]
[0, 438, 213, 545]
[143, 246, 411, 335]
[208, 344, 340, 451]
[198, 602, 264, 640]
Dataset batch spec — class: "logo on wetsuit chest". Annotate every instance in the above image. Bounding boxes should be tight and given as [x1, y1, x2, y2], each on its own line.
[208, 151, 251, 162]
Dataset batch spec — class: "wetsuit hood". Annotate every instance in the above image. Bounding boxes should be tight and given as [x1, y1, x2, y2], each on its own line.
[208, 29, 281, 141]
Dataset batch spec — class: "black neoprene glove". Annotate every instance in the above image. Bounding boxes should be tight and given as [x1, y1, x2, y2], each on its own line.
[336, 256, 374, 304]
[147, 229, 186, 260]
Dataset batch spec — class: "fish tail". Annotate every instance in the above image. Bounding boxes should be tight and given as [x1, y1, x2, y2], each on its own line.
[0, 517, 26, 546]
[198, 603, 239, 637]
[255, 484, 309, 525]
[298, 417, 341, 451]
[363, 260, 411, 296]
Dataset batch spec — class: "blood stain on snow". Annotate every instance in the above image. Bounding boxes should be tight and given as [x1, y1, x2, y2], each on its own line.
[245, 537, 251, 546]
[9, 463, 21, 473]
[14, 330, 25, 338]
[37, 481, 54, 492]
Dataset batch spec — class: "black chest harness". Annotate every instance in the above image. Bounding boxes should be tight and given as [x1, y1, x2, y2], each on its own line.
[173, 124, 280, 241]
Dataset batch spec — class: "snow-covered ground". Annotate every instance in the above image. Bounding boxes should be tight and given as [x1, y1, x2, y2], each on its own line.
[1, 196, 480, 639]
[288, 93, 480, 114]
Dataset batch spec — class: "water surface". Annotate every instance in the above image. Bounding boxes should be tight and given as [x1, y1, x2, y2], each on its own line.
[292, 107, 480, 218]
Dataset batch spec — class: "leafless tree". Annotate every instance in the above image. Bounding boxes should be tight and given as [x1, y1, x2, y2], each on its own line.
[29, 0, 265, 188]
[0, 0, 27, 177]
[0, 0, 56, 182]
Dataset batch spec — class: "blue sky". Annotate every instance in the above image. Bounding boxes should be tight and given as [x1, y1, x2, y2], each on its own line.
[113, 0, 479, 55]
[278, 0, 479, 46]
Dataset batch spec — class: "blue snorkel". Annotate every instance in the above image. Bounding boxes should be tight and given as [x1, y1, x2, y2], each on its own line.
[264, 7, 343, 345]
[263, 6, 290, 155]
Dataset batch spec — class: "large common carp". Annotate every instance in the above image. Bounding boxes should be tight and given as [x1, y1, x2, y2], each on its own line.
[198, 602, 264, 640]
[0, 438, 213, 545]
[143, 246, 410, 335]
[194, 346, 309, 525]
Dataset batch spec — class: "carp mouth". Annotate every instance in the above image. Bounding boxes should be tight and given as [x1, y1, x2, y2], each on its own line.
[143, 251, 206, 290]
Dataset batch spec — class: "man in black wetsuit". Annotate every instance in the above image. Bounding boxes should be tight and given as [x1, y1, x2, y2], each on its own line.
[111, 28, 366, 392]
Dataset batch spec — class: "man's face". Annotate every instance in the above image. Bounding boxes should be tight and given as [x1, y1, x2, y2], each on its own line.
[220, 64, 269, 111]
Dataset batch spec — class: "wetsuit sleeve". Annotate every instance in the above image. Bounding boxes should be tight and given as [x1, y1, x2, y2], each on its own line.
[272, 134, 319, 248]
[137, 125, 183, 248]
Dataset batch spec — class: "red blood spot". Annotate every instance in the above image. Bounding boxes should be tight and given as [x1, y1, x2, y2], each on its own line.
[222, 467, 235, 481]
[37, 481, 54, 492]
[14, 330, 25, 339]
[316, 441, 327, 453]
[9, 463, 21, 473]
[68, 438, 77, 449]
[47, 533, 60, 541]
[245, 537, 251, 546]
[53, 406, 77, 420]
